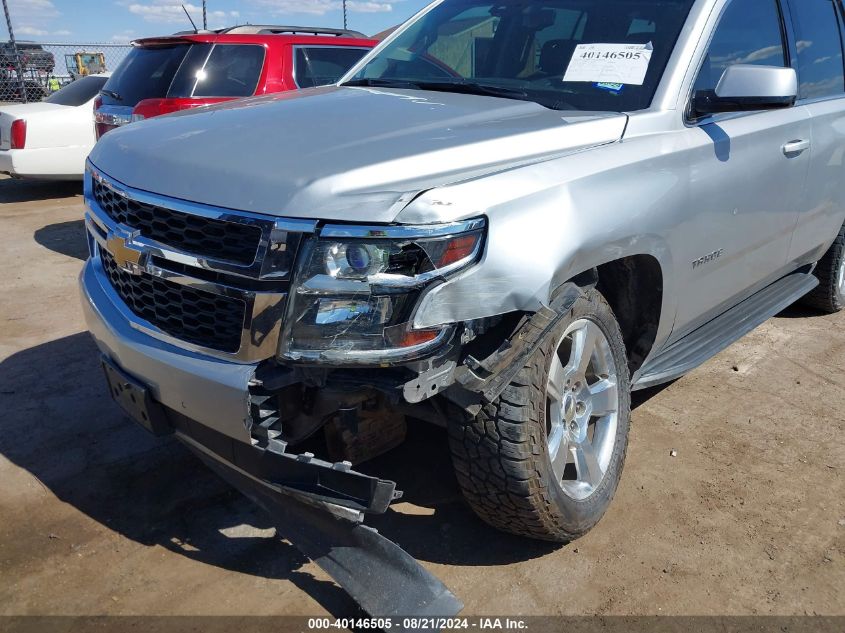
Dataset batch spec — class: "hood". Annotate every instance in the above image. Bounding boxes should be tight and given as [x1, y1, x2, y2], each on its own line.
[89, 85, 627, 223]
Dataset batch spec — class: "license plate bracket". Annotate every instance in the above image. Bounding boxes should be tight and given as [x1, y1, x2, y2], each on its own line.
[101, 357, 171, 436]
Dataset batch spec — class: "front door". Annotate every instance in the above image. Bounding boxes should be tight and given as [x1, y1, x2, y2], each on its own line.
[670, 0, 811, 342]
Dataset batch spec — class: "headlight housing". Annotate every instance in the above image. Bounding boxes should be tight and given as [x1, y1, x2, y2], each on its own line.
[278, 218, 486, 364]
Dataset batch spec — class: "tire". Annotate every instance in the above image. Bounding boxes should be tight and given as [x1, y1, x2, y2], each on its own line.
[449, 287, 631, 542]
[802, 222, 845, 314]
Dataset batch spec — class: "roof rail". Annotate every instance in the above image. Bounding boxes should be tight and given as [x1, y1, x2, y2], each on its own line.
[171, 30, 217, 35]
[220, 24, 367, 38]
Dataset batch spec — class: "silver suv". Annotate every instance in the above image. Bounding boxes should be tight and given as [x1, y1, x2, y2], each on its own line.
[80, 0, 845, 615]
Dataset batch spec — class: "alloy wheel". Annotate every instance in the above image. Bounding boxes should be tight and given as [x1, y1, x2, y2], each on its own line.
[546, 318, 619, 500]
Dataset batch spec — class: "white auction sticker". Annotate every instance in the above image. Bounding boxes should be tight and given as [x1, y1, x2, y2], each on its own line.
[563, 42, 653, 86]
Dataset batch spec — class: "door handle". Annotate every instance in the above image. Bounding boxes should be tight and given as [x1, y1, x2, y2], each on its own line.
[782, 139, 810, 156]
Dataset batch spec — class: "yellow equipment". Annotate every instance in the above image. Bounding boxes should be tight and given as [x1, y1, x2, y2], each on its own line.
[65, 52, 106, 79]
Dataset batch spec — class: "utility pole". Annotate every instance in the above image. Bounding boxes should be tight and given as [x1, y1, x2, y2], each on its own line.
[1, 0, 27, 103]
[202, 0, 207, 29]
[342, 0, 347, 30]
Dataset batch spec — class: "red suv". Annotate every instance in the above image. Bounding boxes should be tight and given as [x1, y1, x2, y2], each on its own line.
[94, 25, 377, 138]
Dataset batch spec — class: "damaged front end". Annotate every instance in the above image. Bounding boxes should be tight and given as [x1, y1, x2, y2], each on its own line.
[277, 219, 486, 365]
[80, 167, 489, 618]
[82, 159, 588, 618]
[101, 353, 461, 617]
[215, 284, 586, 616]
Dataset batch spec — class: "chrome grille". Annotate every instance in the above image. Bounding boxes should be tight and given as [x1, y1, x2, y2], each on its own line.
[100, 248, 246, 353]
[93, 178, 262, 266]
[85, 165, 316, 362]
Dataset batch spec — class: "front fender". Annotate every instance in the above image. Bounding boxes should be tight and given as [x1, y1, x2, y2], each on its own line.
[403, 140, 684, 351]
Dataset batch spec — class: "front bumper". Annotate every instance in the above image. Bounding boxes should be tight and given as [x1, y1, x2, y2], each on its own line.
[82, 257, 397, 512]
[79, 258, 463, 617]
[80, 257, 257, 443]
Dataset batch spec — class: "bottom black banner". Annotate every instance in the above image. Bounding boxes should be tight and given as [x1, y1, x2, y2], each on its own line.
[1, 616, 843, 633]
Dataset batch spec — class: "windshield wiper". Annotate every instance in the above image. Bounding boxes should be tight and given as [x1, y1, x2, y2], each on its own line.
[344, 77, 552, 108]
[343, 78, 421, 89]
[411, 80, 529, 101]
[345, 77, 527, 98]
[100, 89, 122, 101]
[347, 77, 531, 102]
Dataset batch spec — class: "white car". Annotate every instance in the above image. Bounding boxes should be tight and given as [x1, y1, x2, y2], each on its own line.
[0, 74, 109, 180]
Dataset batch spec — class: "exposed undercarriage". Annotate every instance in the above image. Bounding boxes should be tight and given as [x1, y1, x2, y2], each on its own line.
[247, 284, 582, 464]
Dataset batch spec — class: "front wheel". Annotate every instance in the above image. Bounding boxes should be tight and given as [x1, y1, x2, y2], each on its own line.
[449, 287, 631, 542]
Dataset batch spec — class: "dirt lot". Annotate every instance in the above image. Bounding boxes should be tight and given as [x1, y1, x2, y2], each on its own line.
[0, 174, 843, 620]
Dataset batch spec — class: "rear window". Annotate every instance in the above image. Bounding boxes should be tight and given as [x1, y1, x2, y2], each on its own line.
[293, 46, 371, 88]
[102, 42, 266, 106]
[45, 75, 108, 106]
[101, 44, 192, 107]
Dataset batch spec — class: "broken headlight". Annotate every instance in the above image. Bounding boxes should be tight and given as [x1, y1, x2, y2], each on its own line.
[278, 218, 486, 364]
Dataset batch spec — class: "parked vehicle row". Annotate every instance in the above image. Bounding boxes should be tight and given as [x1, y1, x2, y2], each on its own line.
[0, 26, 377, 180]
[94, 25, 377, 137]
[1, 41, 55, 74]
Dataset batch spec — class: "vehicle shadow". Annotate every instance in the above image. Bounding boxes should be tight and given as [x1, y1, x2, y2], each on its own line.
[0, 332, 358, 618]
[0, 177, 81, 204]
[362, 380, 672, 565]
[33, 219, 88, 260]
[700, 123, 731, 162]
[775, 302, 826, 319]
[363, 421, 561, 565]
[6, 331, 643, 614]
[631, 381, 674, 408]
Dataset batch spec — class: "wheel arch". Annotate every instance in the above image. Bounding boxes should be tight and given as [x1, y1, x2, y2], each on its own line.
[564, 254, 666, 376]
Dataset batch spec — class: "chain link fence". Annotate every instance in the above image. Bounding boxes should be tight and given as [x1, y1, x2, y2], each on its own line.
[1, 43, 132, 103]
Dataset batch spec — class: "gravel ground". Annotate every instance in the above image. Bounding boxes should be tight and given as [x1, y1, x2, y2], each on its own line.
[0, 175, 842, 619]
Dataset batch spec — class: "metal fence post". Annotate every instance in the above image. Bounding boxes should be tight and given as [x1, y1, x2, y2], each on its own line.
[2, 0, 28, 103]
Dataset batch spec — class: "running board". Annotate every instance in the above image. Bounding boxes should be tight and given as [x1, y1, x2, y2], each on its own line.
[634, 272, 818, 390]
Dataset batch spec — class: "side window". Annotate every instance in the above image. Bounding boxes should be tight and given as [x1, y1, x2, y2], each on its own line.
[789, 0, 845, 100]
[694, 0, 787, 94]
[294, 47, 371, 88]
[193, 45, 265, 97]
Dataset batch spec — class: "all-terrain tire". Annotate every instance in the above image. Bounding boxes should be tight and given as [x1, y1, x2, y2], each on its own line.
[802, 222, 845, 314]
[448, 287, 631, 542]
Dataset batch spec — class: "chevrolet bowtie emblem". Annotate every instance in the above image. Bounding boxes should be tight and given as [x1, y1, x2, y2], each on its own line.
[106, 229, 146, 275]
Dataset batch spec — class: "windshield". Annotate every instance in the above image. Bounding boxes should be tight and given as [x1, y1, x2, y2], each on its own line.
[45, 75, 108, 106]
[346, 0, 695, 111]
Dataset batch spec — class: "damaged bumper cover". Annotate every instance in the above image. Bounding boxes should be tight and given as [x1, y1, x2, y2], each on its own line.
[193, 443, 464, 619]
[80, 259, 462, 618]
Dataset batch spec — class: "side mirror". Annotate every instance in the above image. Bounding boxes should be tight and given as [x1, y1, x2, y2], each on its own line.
[692, 65, 798, 117]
